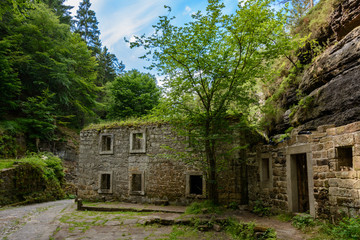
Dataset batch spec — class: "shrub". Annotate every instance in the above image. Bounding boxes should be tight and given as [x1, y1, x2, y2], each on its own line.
[252, 200, 271, 217]
[292, 213, 315, 230]
[331, 217, 360, 240]
[185, 200, 223, 215]
[226, 219, 277, 240]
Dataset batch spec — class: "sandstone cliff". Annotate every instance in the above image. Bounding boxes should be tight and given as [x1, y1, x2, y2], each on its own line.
[267, 0, 360, 136]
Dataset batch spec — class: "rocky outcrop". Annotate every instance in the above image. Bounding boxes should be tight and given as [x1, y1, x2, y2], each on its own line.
[270, 0, 360, 134]
[291, 25, 360, 130]
[331, 0, 360, 40]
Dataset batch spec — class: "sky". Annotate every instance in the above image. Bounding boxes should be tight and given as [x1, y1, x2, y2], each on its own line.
[64, 0, 239, 77]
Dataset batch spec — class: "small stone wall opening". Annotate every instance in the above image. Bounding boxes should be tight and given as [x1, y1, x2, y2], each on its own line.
[336, 146, 353, 170]
[99, 134, 113, 154]
[130, 131, 146, 153]
[189, 175, 203, 195]
[132, 133, 143, 150]
[261, 158, 270, 181]
[100, 173, 112, 193]
[132, 174, 142, 192]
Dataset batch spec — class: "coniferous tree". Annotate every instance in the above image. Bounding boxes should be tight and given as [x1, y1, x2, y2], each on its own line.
[74, 0, 101, 55]
[41, 0, 73, 25]
[97, 47, 125, 85]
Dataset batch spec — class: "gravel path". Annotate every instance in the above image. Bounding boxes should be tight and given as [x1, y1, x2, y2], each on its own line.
[0, 199, 74, 240]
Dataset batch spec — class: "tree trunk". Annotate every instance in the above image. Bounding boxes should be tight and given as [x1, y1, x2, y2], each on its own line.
[205, 119, 219, 204]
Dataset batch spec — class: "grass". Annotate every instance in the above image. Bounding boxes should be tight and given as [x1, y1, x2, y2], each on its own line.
[185, 200, 223, 215]
[83, 117, 166, 130]
[0, 160, 16, 170]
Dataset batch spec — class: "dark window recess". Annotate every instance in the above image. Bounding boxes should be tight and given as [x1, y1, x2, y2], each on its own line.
[262, 158, 270, 181]
[101, 174, 111, 190]
[190, 175, 203, 195]
[132, 133, 143, 150]
[101, 136, 112, 151]
[132, 174, 142, 192]
[337, 147, 353, 170]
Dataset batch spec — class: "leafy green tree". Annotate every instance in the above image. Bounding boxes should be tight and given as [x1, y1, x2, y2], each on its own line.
[74, 0, 101, 55]
[2, 2, 98, 127]
[106, 70, 161, 120]
[132, 0, 291, 203]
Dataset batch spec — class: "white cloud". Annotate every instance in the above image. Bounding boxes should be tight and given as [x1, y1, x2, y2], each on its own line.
[100, 0, 165, 49]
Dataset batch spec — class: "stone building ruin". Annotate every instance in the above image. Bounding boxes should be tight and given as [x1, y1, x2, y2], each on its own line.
[77, 123, 248, 205]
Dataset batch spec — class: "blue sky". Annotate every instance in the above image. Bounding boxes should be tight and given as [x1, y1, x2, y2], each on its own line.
[64, 0, 239, 77]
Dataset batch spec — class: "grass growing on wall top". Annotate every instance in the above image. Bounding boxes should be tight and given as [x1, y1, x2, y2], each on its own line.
[83, 117, 167, 131]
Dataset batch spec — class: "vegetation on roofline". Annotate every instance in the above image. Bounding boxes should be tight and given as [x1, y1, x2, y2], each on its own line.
[83, 117, 168, 131]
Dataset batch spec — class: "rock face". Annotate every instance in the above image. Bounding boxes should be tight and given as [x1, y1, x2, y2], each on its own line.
[292, 26, 360, 130]
[273, 0, 360, 134]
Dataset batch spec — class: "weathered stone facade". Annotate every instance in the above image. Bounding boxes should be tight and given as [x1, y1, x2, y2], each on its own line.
[78, 123, 247, 205]
[249, 121, 360, 219]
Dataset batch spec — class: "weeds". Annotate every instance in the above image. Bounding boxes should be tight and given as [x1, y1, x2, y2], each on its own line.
[185, 200, 223, 215]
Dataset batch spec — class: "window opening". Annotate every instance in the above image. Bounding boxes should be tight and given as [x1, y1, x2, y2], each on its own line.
[102, 135, 112, 152]
[101, 174, 111, 190]
[337, 146, 353, 170]
[189, 175, 203, 195]
[262, 158, 270, 181]
[132, 133, 143, 150]
[132, 174, 142, 192]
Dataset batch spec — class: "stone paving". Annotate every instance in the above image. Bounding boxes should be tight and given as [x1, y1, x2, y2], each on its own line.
[0, 200, 308, 240]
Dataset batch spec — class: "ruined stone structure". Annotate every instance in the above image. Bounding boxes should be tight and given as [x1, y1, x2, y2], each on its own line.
[77, 123, 247, 205]
[77, 0, 360, 220]
[248, 122, 360, 219]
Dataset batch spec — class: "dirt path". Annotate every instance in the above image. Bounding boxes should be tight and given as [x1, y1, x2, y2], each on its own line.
[0, 199, 73, 240]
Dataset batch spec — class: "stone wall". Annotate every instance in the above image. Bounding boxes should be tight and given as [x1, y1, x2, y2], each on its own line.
[250, 121, 360, 219]
[78, 123, 245, 205]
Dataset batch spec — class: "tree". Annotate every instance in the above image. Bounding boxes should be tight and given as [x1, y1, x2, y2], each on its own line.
[131, 0, 291, 203]
[106, 70, 161, 120]
[2, 2, 98, 128]
[41, 0, 74, 25]
[97, 46, 125, 86]
[74, 0, 101, 55]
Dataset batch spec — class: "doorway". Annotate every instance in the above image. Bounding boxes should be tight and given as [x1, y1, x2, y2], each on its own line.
[294, 153, 309, 212]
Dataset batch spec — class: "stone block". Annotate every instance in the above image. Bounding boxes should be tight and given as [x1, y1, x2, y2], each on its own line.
[326, 127, 336, 136]
[329, 187, 339, 196]
[328, 178, 339, 187]
[354, 156, 360, 170]
[320, 136, 332, 143]
[314, 180, 324, 187]
[313, 151, 322, 159]
[296, 135, 309, 143]
[336, 126, 346, 135]
[325, 141, 334, 150]
[335, 171, 356, 179]
[317, 124, 335, 133]
[327, 149, 336, 159]
[354, 132, 360, 144]
[334, 134, 354, 147]
[317, 159, 329, 166]
[313, 165, 329, 173]
[326, 172, 336, 178]
[344, 122, 360, 133]
[312, 144, 324, 151]
[353, 145, 360, 156]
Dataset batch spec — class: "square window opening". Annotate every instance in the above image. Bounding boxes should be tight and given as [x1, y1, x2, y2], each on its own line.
[131, 174, 142, 192]
[189, 175, 203, 195]
[337, 146, 353, 170]
[261, 158, 270, 181]
[101, 174, 111, 190]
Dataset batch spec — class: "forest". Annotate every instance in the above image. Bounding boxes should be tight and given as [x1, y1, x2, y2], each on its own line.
[0, 0, 161, 156]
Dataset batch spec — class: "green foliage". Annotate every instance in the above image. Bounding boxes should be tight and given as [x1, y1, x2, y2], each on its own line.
[329, 217, 360, 240]
[74, 0, 101, 55]
[226, 219, 276, 240]
[292, 213, 315, 230]
[185, 200, 223, 215]
[0, 132, 19, 158]
[252, 200, 271, 217]
[292, 0, 339, 38]
[106, 70, 161, 120]
[0, 152, 65, 205]
[132, 0, 293, 203]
